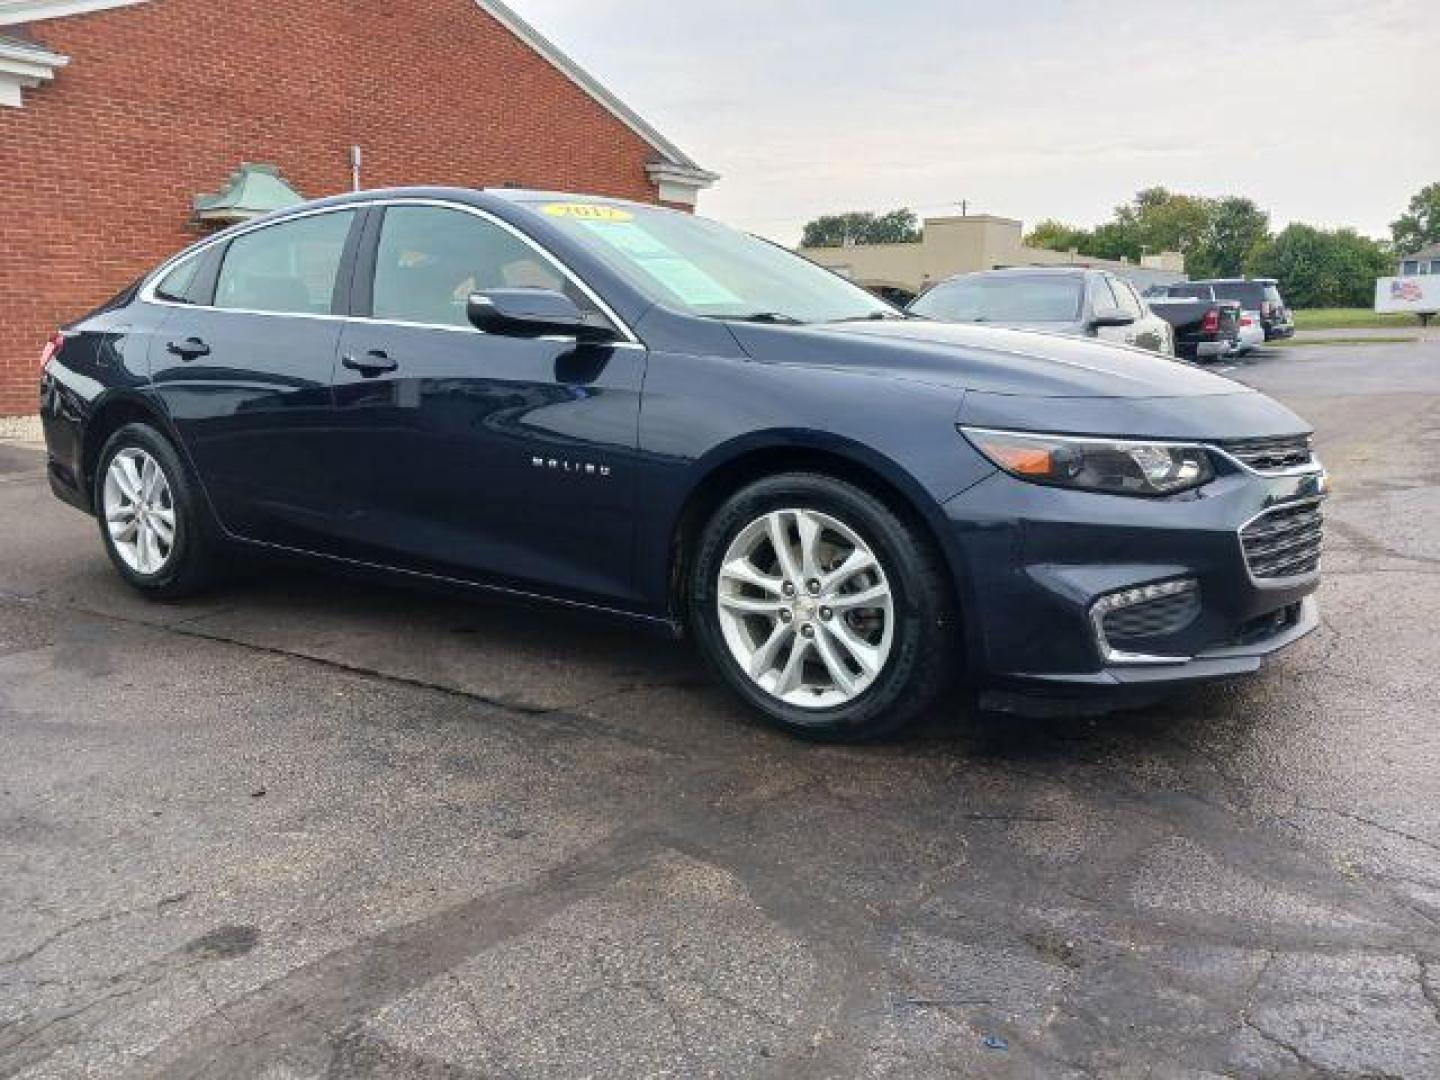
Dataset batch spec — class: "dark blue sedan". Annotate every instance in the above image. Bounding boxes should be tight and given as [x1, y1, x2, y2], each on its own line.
[38, 188, 1327, 739]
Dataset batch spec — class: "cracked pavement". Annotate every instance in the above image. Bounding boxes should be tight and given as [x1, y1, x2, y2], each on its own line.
[2, 340, 1438, 1078]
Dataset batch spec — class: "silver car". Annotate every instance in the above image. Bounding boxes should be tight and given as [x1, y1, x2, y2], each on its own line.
[908, 267, 1175, 356]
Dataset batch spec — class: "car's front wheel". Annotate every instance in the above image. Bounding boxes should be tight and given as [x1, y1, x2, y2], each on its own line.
[95, 422, 222, 598]
[689, 473, 956, 741]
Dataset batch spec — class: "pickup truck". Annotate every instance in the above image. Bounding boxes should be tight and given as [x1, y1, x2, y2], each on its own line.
[1144, 296, 1241, 361]
[1164, 278, 1295, 341]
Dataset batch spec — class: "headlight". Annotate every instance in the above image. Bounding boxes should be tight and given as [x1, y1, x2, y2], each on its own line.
[961, 427, 1214, 497]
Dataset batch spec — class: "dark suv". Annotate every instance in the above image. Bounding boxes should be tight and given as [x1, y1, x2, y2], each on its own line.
[1165, 279, 1294, 341]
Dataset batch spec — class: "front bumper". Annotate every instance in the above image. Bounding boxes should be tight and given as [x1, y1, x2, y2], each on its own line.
[942, 459, 1326, 698]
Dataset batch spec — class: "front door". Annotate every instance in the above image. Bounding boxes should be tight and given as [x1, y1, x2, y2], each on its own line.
[1113, 277, 1168, 354]
[150, 208, 359, 549]
[328, 203, 645, 606]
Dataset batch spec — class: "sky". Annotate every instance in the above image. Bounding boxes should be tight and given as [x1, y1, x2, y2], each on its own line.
[512, 0, 1437, 246]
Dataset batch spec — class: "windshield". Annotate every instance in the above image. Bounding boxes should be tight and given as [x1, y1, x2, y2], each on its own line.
[1165, 284, 1213, 300]
[909, 275, 1083, 323]
[526, 201, 895, 324]
[1211, 283, 1264, 308]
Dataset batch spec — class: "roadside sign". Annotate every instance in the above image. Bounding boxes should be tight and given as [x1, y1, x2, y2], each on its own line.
[1375, 275, 1440, 315]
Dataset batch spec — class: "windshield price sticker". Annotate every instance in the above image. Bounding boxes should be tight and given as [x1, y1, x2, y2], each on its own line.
[541, 203, 634, 222]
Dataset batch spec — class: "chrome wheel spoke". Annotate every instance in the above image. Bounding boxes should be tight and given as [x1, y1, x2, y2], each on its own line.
[820, 549, 878, 594]
[140, 456, 160, 501]
[767, 511, 802, 582]
[718, 593, 786, 616]
[136, 519, 154, 572]
[749, 622, 793, 679]
[150, 511, 175, 547]
[826, 583, 889, 610]
[826, 618, 882, 677]
[719, 557, 783, 597]
[774, 637, 811, 696]
[796, 511, 824, 581]
[114, 456, 143, 502]
[812, 628, 858, 696]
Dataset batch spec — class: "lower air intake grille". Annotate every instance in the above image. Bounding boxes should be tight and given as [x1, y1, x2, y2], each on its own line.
[1103, 587, 1201, 641]
[1221, 434, 1314, 472]
[1241, 500, 1323, 580]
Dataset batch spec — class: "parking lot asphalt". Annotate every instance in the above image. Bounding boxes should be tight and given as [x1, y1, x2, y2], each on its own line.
[2, 341, 1438, 1079]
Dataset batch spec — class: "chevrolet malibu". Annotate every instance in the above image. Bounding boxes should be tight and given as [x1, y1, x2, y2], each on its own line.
[39, 188, 1327, 740]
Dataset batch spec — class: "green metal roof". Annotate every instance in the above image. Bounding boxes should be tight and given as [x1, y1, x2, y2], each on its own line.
[193, 163, 304, 223]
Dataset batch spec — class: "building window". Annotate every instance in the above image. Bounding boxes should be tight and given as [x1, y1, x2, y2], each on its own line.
[1402, 261, 1419, 275]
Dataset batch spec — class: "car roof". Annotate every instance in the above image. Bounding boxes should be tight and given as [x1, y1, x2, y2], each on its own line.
[933, 267, 1097, 286]
[229, 186, 679, 226]
[1189, 277, 1277, 285]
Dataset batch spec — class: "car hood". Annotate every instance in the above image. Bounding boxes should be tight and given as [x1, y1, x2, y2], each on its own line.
[727, 319, 1310, 440]
[730, 320, 1235, 399]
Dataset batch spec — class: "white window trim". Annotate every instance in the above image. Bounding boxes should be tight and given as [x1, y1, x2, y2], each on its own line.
[0, 35, 65, 106]
[0, 0, 148, 25]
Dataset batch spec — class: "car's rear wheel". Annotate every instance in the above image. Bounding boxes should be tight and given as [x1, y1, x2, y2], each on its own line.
[95, 422, 222, 598]
[689, 473, 956, 741]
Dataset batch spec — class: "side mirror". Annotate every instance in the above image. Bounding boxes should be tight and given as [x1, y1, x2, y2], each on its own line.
[466, 289, 617, 343]
[1089, 306, 1136, 329]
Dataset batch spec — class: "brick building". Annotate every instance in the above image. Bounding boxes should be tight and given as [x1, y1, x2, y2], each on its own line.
[0, 0, 716, 415]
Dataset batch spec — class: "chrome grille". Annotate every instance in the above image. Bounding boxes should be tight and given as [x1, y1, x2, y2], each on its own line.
[1220, 434, 1313, 472]
[1102, 588, 1201, 641]
[1241, 500, 1323, 580]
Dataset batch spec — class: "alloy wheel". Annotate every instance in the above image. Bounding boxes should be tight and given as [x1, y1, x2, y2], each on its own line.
[715, 508, 895, 708]
[103, 447, 177, 575]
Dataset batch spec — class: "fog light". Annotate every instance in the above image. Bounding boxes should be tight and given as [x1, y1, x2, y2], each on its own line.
[1089, 579, 1198, 666]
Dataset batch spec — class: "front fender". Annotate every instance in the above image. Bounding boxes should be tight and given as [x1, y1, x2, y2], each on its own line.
[632, 348, 994, 617]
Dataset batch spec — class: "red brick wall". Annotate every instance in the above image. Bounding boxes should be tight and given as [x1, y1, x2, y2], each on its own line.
[0, 0, 667, 415]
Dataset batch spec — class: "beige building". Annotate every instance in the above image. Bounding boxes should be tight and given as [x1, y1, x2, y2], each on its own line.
[800, 213, 1185, 301]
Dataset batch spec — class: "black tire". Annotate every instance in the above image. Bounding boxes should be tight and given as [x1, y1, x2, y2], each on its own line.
[688, 472, 957, 742]
[94, 422, 223, 599]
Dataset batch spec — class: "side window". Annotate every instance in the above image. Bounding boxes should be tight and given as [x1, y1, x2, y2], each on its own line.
[153, 255, 203, 304]
[1114, 279, 1144, 317]
[371, 205, 598, 328]
[215, 211, 355, 315]
[1090, 275, 1119, 310]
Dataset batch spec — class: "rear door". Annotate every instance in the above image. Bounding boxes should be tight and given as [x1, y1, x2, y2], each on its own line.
[149, 208, 360, 549]
[327, 201, 646, 605]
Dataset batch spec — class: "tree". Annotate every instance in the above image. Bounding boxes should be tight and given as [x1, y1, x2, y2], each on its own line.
[1023, 218, 1092, 253]
[1193, 196, 1270, 279]
[1391, 182, 1440, 255]
[1245, 224, 1392, 308]
[1023, 188, 1266, 272]
[800, 209, 920, 248]
[1114, 187, 1212, 261]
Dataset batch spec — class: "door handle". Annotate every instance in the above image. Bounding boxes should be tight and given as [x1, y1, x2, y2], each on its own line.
[166, 337, 210, 360]
[341, 349, 397, 377]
